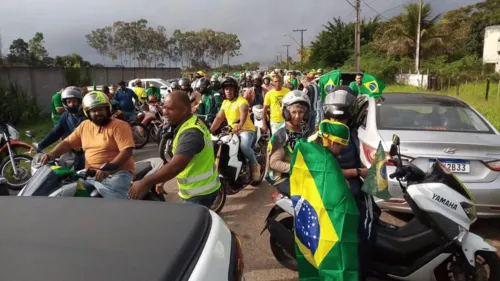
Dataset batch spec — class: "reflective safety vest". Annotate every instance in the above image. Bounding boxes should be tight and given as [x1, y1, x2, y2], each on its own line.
[172, 115, 221, 199]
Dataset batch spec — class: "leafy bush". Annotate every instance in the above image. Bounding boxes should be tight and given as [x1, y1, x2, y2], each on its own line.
[0, 81, 42, 125]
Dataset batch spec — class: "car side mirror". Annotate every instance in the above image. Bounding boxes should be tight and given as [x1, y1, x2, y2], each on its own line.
[392, 134, 400, 146]
[26, 131, 33, 139]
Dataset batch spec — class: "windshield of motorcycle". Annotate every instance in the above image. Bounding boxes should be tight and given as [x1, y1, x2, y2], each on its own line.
[429, 160, 474, 201]
[18, 165, 62, 196]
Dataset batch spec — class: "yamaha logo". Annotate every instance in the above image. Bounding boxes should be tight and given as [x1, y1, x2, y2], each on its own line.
[444, 147, 457, 154]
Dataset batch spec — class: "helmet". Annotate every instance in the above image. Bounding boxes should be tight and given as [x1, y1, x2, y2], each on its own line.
[252, 74, 261, 81]
[323, 86, 357, 120]
[149, 83, 156, 88]
[135, 79, 142, 85]
[281, 90, 310, 122]
[61, 86, 83, 109]
[195, 78, 210, 92]
[179, 78, 191, 88]
[210, 75, 219, 83]
[220, 77, 240, 94]
[196, 71, 205, 77]
[263, 75, 271, 82]
[170, 81, 179, 90]
[82, 91, 111, 117]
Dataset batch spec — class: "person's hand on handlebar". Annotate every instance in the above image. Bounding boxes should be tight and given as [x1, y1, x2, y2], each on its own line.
[95, 170, 111, 182]
[40, 153, 55, 165]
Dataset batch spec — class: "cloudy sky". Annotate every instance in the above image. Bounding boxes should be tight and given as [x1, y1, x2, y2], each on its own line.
[0, 0, 479, 68]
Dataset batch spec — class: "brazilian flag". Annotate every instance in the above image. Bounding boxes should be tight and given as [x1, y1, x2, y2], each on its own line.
[290, 138, 359, 281]
[359, 73, 386, 97]
[362, 141, 391, 200]
[318, 70, 341, 101]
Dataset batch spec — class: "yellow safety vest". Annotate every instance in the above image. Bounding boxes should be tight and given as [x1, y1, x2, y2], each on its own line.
[172, 115, 220, 199]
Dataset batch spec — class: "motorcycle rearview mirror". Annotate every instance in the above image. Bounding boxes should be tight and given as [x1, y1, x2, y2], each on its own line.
[389, 144, 398, 157]
[392, 134, 400, 146]
[26, 130, 33, 139]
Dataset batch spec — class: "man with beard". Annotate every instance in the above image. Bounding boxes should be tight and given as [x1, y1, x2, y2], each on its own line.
[41, 91, 135, 200]
[243, 75, 268, 107]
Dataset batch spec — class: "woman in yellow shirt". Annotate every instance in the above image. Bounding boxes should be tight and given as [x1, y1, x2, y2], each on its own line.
[210, 77, 261, 181]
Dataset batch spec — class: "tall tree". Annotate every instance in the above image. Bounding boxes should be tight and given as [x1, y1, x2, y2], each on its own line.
[7, 38, 29, 64]
[85, 28, 110, 65]
[465, 0, 500, 57]
[28, 32, 49, 63]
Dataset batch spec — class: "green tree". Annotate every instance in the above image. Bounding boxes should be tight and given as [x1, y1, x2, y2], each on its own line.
[465, 0, 500, 57]
[28, 32, 49, 64]
[7, 38, 29, 64]
[85, 28, 110, 65]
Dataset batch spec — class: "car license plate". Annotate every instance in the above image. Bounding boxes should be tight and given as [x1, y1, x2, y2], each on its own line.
[429, 159, 470, 173]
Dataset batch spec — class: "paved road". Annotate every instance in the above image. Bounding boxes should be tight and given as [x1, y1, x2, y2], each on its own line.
[135, 143, 500, 281]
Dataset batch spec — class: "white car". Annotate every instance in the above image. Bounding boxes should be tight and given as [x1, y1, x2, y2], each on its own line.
[128, 78, 173, 101]
[355, 93, 500, 218]
[0, 197, 245, 281]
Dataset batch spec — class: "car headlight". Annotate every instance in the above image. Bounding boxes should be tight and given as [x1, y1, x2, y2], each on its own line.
[461, 201, 477, 223]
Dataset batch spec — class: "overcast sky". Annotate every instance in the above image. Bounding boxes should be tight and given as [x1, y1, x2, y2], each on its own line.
[0, 0, 479, 68]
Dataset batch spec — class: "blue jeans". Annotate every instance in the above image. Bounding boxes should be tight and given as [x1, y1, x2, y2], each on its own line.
[87, 170, 134, 200]
[238, 131, 258, 165]
[184, 195, 217, 208]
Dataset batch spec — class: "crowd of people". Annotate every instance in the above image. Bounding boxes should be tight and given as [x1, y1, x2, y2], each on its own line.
[42, 69, 372, 279]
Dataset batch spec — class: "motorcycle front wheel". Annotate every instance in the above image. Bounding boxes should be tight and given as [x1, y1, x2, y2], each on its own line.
[210, 187, 226, 214]
[0, 155, 33, 190]
[435, 250, 500, 281]
[130, 122, 149, 149]
[269, 216, 298, 271]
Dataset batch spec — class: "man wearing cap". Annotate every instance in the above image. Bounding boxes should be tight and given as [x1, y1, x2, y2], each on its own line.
[146, 83, 161, 101]
[133, 79, 147, 104]
[113, 80, 139, 122]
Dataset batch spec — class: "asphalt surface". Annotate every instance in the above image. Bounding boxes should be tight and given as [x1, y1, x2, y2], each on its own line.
[136, 144, 500, 281]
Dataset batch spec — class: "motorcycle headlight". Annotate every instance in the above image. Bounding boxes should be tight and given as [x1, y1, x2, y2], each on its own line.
[461, 201, 477, 223]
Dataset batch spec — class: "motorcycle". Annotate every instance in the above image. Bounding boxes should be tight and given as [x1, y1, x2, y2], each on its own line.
[18, 157, 165, 201]
[0, 124, 33, 190]
[0, 125, 34, 160]
[209, 123, 267, 213]
[262, 134, 500, 281]
[111, 102, 149, 149]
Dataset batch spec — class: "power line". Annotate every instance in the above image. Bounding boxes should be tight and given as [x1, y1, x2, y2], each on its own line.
[361, 0, 389, 20]
[379, 4, 405, 15]
[345, 0, 355, 8]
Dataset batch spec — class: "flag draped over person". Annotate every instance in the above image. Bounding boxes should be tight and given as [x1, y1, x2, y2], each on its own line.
[318, 70, 341, 101]
[290, 136, 359, 281]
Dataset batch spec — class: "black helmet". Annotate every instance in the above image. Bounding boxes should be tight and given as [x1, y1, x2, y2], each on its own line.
[323, 85, 357, 120]
[221, 77, 240, 94]
[195, 77, 210, 93]
[179, 78, 191, 88]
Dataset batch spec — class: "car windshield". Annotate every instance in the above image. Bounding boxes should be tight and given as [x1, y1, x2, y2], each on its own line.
[376, 102, 494, 133]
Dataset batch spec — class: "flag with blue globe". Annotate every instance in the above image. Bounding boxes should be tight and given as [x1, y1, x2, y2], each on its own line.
[360, 73, 386, 97]
[318, 70, 341, 101]
[290, 138, 360, 281]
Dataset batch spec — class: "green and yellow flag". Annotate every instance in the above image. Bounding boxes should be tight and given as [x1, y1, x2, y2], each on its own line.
[290, 138, 359, 281]
[361, 141, 391, 200]
[318, 70, 341, 101]
[359, 73, 385, 97]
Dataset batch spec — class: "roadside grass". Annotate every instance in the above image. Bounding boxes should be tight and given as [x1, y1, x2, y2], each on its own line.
[16, 115, 56, 151]
[385, 83, 500, 131]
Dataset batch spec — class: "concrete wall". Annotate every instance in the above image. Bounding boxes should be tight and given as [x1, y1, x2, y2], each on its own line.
[395, 73, 429, 89]
[0, 67, 181, 112]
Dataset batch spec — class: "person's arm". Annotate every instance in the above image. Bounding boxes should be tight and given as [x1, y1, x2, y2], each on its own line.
[38, 114, 66, 151]
[262, 93, 270, 132]
[210, 110, 226, 133]
[342, 168, 368, 179]
[234, 103, 249, 133]
[143, 154, 192, 187]
[110, 121, 135, 167]
[41, 124, 83, 164]
[269, 147, 290, 173]
[243, 89, 252, 106]
[53, 95, 65, 114]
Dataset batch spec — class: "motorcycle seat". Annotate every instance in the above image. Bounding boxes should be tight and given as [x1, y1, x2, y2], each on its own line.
[374, 218, 441, 260]
[135, 162, 153, 180]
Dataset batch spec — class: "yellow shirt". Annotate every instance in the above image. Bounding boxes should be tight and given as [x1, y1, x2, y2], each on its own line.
[264, 87, 290, 123]
[134, 87, 147, 103]
[221, 96, 255, 132]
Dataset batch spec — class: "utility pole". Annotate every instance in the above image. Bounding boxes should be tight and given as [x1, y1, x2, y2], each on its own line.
[415, 0, 423, 74]
[293, 29, 307, 70]
[355, 0, 361, 72]
[282, 44, 291, 69]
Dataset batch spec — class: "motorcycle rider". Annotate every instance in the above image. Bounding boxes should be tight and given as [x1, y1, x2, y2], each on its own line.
[195, 77, 223, 124]
[262, 75, 274, 91]
[141, 95, 162, 127]
[170, 81, 180, 91]
[243, 75, 268, 107]
[113, 80, 139, 122]
[262, 75, 291, 135]
[38, 86, 87, 170]
[146, 83, 161, 101]
[51, 88, 66, 126]
[324, 86, 377, 281]
[41, 91, 136, 200]
[128, 90, 220, 207]
[133, 79, 147, 104]
[210, 77, 261, 182]
[209, 75, 221, 92]
[266, 90, 311, 194]
[179, 77, 202, 113]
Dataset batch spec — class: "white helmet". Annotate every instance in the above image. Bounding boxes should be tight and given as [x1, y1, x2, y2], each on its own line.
[281, 90, 310, 122]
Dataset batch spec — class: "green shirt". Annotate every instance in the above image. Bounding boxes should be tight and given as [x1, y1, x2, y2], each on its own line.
[51, 92, 64, 125]
[291, 78, 299, 90]
[349, 81, 361, 95]
[197, 90, 223, 117]
[146, 88, 161, 101]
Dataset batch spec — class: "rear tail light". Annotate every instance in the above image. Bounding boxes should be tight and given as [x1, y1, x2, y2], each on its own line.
[485, 160, 500, 172]
[362, 143, 394, 166]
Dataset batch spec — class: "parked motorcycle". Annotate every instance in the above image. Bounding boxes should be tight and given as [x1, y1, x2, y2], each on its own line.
[18, 157, 165, 201]
[111, 102, 149, 149]
[262, 135, 500, 281]
[0, 125, 34, 161]
[0, 124, 33, 190]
